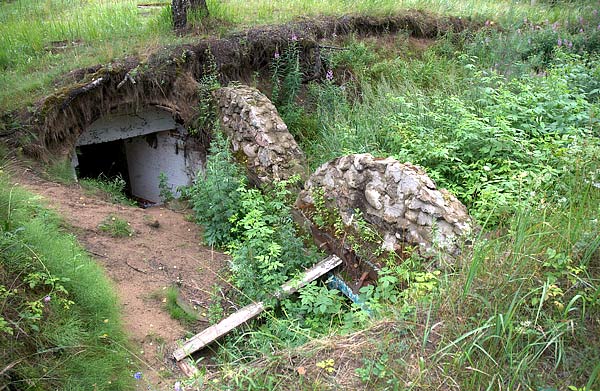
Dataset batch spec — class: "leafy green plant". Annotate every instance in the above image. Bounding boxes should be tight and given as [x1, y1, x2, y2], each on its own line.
[227, 177, 316, 302]
[186, 131, 247, 247]
[270, 37, 316, 142]
[158, 172, 174, 203]
[192, 50, 221, 137]
[98, 214, 134, 238]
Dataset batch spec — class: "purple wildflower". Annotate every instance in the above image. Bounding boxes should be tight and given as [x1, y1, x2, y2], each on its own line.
[291, 34, 298, 41]
[557, 38, 562, 46]
[133, 372, 142, 380]
[567, 41, 573, 49]
[326, 69, 333, 81]
[485, 20, 490, 27]
[43, 295, 51, 303]
[597, 24, 600, 30]
[174, 381, 184, 391]
[579, 28, 584, 33]
[274, 51, 280, 59]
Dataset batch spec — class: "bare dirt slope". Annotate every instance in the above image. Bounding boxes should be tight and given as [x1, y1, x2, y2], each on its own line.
[11, 165, 228, 389]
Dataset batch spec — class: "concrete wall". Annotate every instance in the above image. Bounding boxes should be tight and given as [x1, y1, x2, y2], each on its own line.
[125, 131, 197, 203]
[75, 107, 203, 203]
[77, 107, 177, 146]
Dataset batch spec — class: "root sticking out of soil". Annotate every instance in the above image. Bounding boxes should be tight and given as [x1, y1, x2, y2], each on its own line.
[9, 11, 480, 161]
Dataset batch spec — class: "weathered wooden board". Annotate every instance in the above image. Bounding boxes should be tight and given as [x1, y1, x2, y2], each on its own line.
[173, 255, 341, 363]
[176, 358, 200, 378]
[278, 254, 343, 297]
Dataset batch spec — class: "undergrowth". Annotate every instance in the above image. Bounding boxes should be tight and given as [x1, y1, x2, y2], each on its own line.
[1, 0, 597, 112]
[80, 175, 137, 206]
[98, 214, 134, 238]
[179, 9, 600, 390]
[2, 1, 600, 390]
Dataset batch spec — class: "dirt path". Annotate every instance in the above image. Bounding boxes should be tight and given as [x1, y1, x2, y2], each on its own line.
[11, 166, 228, 389]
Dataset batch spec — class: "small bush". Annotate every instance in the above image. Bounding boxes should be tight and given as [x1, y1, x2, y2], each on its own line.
[226, 178, 317, 303]
[186, 131, 246, 247]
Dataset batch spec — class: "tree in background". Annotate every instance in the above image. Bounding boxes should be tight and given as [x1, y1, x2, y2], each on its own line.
[172, 0, 209, 30]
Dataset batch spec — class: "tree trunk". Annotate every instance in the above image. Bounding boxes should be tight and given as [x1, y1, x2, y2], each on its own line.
[189, 0, 209, 16]
[172, 0, 208, 30]
[172, 0, 188, 30]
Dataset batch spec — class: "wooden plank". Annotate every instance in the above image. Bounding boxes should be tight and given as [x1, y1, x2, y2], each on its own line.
[173, 255, 341, 363]
[277, 255, 343, 297]
[176, 358, 200, 378]
[173, 301, 265, 361]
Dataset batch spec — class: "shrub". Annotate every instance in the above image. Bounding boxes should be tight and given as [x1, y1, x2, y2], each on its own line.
[227, 178, 316, 303]
[186, 131, 246, 247]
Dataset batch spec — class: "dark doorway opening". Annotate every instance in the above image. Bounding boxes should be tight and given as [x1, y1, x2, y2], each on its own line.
[76, 139, 132, 195]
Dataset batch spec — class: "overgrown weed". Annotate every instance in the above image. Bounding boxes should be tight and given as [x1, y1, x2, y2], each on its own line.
[180, 7, 600, 390]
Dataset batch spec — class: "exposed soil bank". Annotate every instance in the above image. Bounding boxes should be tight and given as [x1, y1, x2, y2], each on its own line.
[8, 11, 479, 160]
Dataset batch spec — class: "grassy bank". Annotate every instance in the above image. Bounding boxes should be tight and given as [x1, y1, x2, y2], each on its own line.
[1, 0, 597, 112]
[0, 172, 135, 390]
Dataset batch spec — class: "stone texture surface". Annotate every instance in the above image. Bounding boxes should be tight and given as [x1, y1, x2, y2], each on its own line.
[296, 153, 473, 262]
[214, 85, 307, 185]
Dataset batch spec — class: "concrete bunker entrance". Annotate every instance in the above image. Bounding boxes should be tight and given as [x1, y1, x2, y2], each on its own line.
[73, 107, 203, 205]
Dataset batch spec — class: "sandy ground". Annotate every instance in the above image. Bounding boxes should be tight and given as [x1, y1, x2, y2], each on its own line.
[11, 165, 228, 390]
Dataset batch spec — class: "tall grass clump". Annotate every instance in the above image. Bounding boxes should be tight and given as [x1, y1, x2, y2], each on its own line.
[0, 0, 172, 111]
[435, 162, 600, 390]
[0, 176, 134, 390]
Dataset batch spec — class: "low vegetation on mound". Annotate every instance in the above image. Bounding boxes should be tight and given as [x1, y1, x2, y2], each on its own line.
[180, 5, 600, 390]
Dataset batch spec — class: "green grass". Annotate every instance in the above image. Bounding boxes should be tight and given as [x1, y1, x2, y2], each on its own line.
[0, 0, 597, 112]
[98, 214, 134, 238]
[164, 287, 200, 324]
[434, 168, 600, 390]
[80, 175, 137, 206]
[0, 175, 135, 390]
[45, 157, 76, 184]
